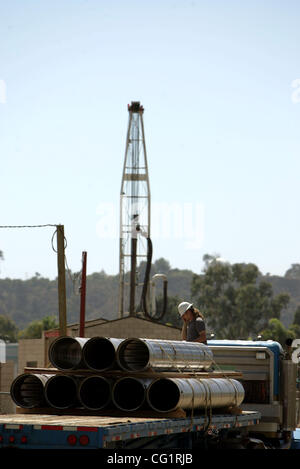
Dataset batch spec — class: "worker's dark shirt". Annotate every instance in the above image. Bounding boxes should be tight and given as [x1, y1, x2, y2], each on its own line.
[187, 317, 207, 344]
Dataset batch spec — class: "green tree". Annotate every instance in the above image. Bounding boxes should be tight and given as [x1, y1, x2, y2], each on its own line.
[289, 323, 300, 339]
[260, 318, 296, 346]
[191, 254, 290, 339]
[153, 258, 171, 275]
[285, 264, 300, 279]
[18, 315, 58, 339]
[0, 315, 18, 342]
[293, 306, 300, 326]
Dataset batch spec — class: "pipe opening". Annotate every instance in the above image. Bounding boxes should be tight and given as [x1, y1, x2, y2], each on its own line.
[79, 376, 111, 410]
[147, 379, 180, 412]
[112, 378, 146, 411]
[49, 337, 83, 370]
[83, 338, 116, 371]
[117, 339, 150, 371]
[10, 374, 45, 408]
[45, 375, 78, 409]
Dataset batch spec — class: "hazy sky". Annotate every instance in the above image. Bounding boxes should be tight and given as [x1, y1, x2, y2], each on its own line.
[1, 0, 300, 280]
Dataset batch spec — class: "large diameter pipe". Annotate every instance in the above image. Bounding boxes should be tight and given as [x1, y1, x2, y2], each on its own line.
[116, 338, 213, 372]
[44, 374, 80, 409]
[82, 337, 124, 371]
[10, 373, 52, 409]
[112, 377, 152, 412]
[78, 376, 112, 411]
[147, 378, 245, 413]
[48, 336, 89, 370]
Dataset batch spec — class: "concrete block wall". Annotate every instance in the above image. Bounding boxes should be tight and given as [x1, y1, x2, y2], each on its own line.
[18, 339, 45, 374]
[0, 362, 15, 414]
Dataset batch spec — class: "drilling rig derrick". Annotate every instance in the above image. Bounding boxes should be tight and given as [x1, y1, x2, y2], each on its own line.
[119, 101, 151, 318]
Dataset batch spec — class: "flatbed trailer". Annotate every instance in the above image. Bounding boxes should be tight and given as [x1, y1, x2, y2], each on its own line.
[0, 410, 260, 450]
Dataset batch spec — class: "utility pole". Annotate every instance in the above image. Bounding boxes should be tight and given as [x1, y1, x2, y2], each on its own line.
[56, 224, 67, 336]
[119, 102, 151, 318]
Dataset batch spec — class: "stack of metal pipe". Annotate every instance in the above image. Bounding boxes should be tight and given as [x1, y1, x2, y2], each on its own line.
[10, 336, 245, 414]
[116, 337, 214, 372]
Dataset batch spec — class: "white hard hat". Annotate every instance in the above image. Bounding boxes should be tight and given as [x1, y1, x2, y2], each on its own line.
[178, 301, 193, 317]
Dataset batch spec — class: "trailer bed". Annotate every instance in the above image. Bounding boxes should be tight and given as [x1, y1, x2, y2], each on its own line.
[0, 411, 261, 449]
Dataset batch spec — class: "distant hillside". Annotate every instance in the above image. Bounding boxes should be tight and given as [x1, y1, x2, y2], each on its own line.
[263, 275, 300, 326]
[0, 260, 299, 330]
[0, 260, 195, 329]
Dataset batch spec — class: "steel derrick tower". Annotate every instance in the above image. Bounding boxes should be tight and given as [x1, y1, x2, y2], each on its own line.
[119, 102, 151, 318]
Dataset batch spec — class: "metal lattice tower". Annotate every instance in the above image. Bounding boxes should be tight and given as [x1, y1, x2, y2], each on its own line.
[119, 102, 151, 318]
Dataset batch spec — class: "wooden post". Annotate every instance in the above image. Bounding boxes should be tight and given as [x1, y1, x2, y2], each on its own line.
[79, 251, 87, 337]
[56, 224, 67, 336]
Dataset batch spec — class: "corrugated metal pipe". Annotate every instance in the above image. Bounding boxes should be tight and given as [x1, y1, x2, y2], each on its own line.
[116, 338, 213, 372]
[78, 376, 113, 411]
[48, 336, 89, 370]
[147, 377, 245, 413]
[44, 375, 80, 409]
[10, 373, 52, 409]
[112, 377, 153, 412]
[82, 337, 124, 371]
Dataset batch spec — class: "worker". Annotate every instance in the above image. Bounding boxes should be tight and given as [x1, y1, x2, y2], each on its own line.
[178, 301, 207, 345]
